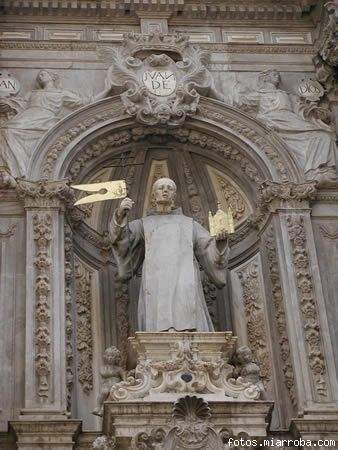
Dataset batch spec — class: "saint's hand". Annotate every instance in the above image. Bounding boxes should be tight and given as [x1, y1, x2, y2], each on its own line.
[215, 231, 229, 253]
[117, 197, 134, 220]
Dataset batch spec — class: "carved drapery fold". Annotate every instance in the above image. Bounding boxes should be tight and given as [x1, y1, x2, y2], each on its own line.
[265, 226, 297, 407]
[33, 213, 53, 400]
[238, 260, 272, 388]
[74, 259, 94, 394]
[286, 216, 328, 398]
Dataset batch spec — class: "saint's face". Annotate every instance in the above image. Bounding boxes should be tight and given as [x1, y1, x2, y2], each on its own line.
[37, 70, 53, 87]
[153, 180, 176, 205]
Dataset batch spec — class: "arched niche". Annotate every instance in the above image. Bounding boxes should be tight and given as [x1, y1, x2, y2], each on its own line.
[30, 95, 303, 428]
[29, 93, 304, 347]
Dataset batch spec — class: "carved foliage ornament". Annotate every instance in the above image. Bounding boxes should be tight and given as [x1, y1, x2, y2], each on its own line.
[75, 259, 94, 393]
[33, 213, 52, 399]
[287, 216, 328, 398]
[64, 224, 74, 410]
[265, 226, 297, 407]
[99, 33, 221, 126]
[237, 260, 272, 387]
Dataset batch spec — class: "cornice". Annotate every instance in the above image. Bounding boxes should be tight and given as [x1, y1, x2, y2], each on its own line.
[0, 40, 315, 54]
[1, 0, 318, 21]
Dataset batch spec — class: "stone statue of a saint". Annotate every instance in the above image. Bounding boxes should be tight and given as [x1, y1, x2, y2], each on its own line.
[0, 70, 112, 177]
[110, 178, 229, 332]
[232, 69, 337, 185]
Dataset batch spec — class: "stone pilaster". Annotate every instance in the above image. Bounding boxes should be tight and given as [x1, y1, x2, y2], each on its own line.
[16, 179, 73, 420]
[259, 181, 338, 417]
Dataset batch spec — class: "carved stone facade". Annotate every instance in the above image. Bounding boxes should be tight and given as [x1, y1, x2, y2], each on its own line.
[0, 2, 337, 448]
[237, 260, 272, 389]
[286, 216, 328, 399]
[75, 259, 94, 394]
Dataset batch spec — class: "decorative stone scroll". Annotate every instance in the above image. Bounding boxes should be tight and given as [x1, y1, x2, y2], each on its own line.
[237, 260, 272, 388]
[109, 332, 261, 402]
[74, 259, 94, 394]
[33, 213, 53, 400]
[99, 32, 222, 126]
[286, 216, 328, 398]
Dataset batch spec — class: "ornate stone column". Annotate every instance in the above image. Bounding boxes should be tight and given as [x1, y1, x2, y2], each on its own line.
[15, 179, 74, 420]
[259, 181, 338, 427]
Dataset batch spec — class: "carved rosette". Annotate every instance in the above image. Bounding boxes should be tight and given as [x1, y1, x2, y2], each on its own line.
[264, 226, 297, 407]
[74, 259, 94, 393]
[33, 213, 52, 399]
[286, 216, 328, 398]
[238, 260, 272, 388]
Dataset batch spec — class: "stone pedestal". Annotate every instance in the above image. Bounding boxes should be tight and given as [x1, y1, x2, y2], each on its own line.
[98, 332, 273, 449]
[11, 420, 81, 450]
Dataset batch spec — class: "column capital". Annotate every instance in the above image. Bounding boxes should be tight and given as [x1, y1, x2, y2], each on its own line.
[258, 180, 317, 212]
[16, 179, 74, 209]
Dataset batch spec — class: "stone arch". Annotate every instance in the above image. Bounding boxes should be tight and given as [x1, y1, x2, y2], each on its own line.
[28, 96, 302, 184]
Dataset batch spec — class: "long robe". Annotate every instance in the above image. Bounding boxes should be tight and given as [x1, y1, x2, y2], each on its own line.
[110, 209, 229, 332]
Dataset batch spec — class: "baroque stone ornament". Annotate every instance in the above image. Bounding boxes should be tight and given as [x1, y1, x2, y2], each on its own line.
[92, 435, 116, 450]
[93, 346, 125, 417]
[286, 216, 328, 398]
[0, 165, 17, 189]
[258, 180, 317, 211]
[16, 179, 73, 208]
[99, 32, 223, 126]
[264, 226, 297, 407]
[64, 224, 74, 411]
[33, 213, 53, 400]
[74, 259, 94, 394]
[109, 332, 261, 402]
[237, 260, 272, 388]
[131, 395, 246, 450]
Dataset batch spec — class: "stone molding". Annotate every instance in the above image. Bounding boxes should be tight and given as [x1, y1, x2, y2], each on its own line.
[2, 0, 318, 20]
[286, 215, 329, 399]
[258, 180, 317, 211]
[0, 41, 316, 54]
[27, 96, 298, 182]
[11, 420, 82, 450]
[16, 179, 73, 209]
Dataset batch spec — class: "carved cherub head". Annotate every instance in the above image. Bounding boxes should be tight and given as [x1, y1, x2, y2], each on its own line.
[258, 69, 281, 88]
[37, 70, 59, 89]
[236, 345, 254, 365]
[103, 346, 121, 366]
[152, 177, 177, 209]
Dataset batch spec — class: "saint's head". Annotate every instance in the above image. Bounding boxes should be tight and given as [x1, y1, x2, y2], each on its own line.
[152, 177, 177, 212]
